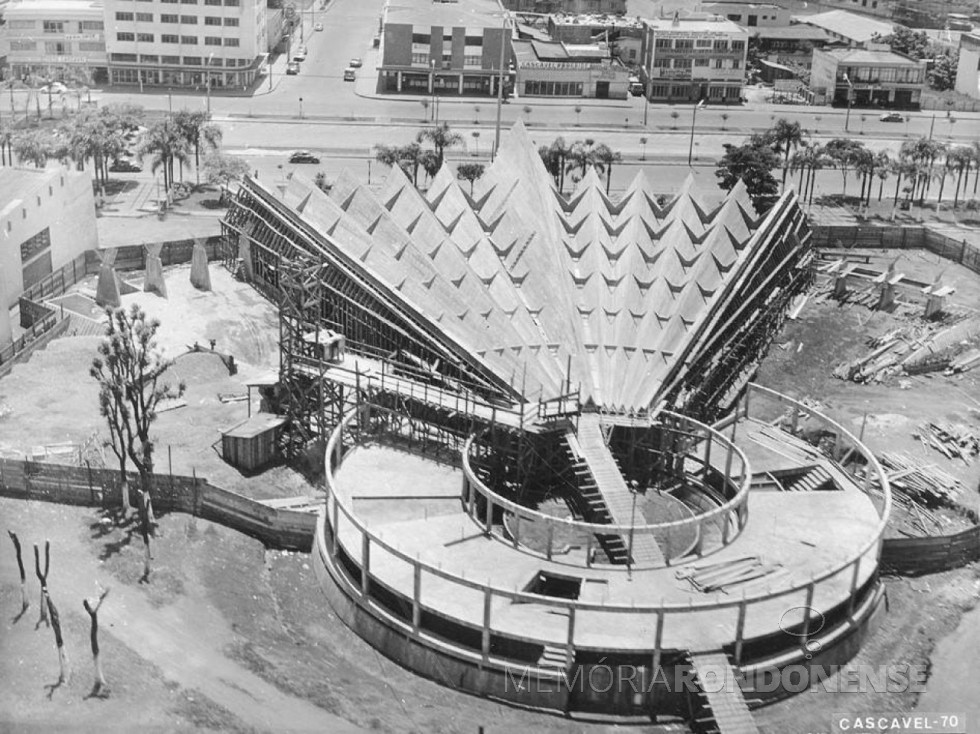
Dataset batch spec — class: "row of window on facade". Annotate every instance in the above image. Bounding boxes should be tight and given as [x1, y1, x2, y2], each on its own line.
[114, 11, 240, 25]
[109, 53, 251, 66]
[411, 33, 484, 46]
[654, 38, 745, 51]
[653, 57, 741, 69]
[10, 39, 106, 53]
[647, 84, 741, 97]
[836, 66, 925, 84]
[523, 80, 585, 96]
[110, 68, 252, 85]
[7, 19, 105, 31]
[115, 32, 240, 46]
[410, 53, 483, 67]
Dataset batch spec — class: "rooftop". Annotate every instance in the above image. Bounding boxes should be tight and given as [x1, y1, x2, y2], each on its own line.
[643, 16, 748, 34]
[701, 1, 783, 8]
[819, 46, 925, 65]
[3, 0, 103, 13]
[513, 38, 611, 64]
[384, 0, 506, 28]
[752, 25, 832, 41]
[549, 12, 645, 29]
[0, 167, 57, 218]
[793, 10, 895, 44]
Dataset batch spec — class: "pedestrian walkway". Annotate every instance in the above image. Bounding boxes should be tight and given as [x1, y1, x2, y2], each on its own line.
[689, 652, 759, 734]
[576, 414, 665, 566]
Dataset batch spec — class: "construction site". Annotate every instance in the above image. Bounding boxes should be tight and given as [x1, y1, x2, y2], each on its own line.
[1, 122, 978, 733]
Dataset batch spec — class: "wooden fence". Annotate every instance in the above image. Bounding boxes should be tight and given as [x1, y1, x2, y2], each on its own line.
[881, 525, 980, 576]
[811, 224, 980, 276]
[0, 458, 316, 552]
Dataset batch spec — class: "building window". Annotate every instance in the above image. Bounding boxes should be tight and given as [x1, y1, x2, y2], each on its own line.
[709, 86, 725, 98]
[205, 16, 221, 25]
[224, 0, 239, 5]
[695, 57, 709, 67]
[464, 35, 482, 46]
[8, 20, 36, 29]
[205, 0, 222, 4]
[411, 52, 428, 65]
[139, 54, 158, 63]
[137, 12, 153, 21]
[162, 34, 179, 43]
[181, 0, 198, 4]
[655, 38, 672, 49]
[9, 40, 37, 51]
[223, 17, 238, 26]
[117, 32, 135, 42]
[161, 13, 178, 22]
[650, 84, 668, 96]
[180, 15, 198, 23]
[20, 228, 51, 264]
[732, 40, 745, 51]
[675, 58, 692, 69]
[162, 0, 178, 4]
[115, 12, 134, 20]
[675, 39, 694, 50]
[181, 35, 198, 44]
[205, 36, 222, 45]
[184, 56, 202, 65]
[463, 55, 481, 67]
[653, 57, 671, 68]
[713, 39, 728, 51]
[43, 21, 65, 33]
[44, 41, 68, 55]
[80, 20, 104, 30]
[78, 41, 106, 52]
[696, 38, 712, 48]
[162, 55, 180, 64]
[110, 52, 137, 62]
[137, 33, 154, 42]
[223, 38, 239, 46]
[411, 33, 430, 44]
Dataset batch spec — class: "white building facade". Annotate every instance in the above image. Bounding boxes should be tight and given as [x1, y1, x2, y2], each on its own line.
[102, 0, 268, 89]
[954, 32, 980, 99]
[1, 0, 108, 85]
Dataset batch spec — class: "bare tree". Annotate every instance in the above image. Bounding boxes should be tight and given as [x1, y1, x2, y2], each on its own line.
[90, 306, 185, 516]
[34, 541, 50, 629]
[7, 531, 29, 614]
[46, 593, 70, 686]
[83, 587, 111, 696]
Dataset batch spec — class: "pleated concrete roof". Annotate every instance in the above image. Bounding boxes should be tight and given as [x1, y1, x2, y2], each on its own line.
[281, 122, 790, 414]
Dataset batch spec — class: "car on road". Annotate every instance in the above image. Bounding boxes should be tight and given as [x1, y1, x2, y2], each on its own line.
[348, 57, 362, 68]
[286, 61, 300, 75]
[294, 47, 307, 61]
[879, 112, 904, 122]
[289, 151, 320, 164]
[109, 159, 142, 173]
[314, 22, 323, 31]
[343, 67, 356, 82]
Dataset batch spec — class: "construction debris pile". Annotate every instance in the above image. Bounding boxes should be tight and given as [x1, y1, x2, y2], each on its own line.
[914, 422, 980, 464]
[833, 316, 980, 383]
[676, 555, 787, 594]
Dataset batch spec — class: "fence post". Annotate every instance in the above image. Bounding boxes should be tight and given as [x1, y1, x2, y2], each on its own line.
[361, 533, 370, 596]
[412, 563, 422, 633]
[733, 597, 747, 665]
[481, 588, 492, 666]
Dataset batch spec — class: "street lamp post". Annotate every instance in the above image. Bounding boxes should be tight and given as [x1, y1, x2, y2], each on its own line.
[843, 73, 853, 133]
[299, 96, 303, 119]
[492, 12, 511, 161]
[643, 78, 651, 127]
[206, 52, 215, 115]
[687, 99, 705, 166]
[430, 59, 436, 121]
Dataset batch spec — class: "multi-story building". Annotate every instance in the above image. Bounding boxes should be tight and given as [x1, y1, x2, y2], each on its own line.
[639, 15, 749, 103]
[954, 31, 980, 98]
[547, 13, 644, 66]
[0, 166, 97, 345]
[102, 0, 268, 89]
[699, 2, 790, 28]
[810, 45, 927, 108]
[1, 0, 108, 85]
[895, 0, 977, 30]
[810, 0, 897, 19]
[378, 0, 513, 96]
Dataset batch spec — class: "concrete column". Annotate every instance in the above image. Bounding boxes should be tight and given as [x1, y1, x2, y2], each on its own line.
[733, 599, 747, 664]
[481, 588, 492, 664]
[361, 533, 370, 596]
[412, 563, 422, 632]
[397, 71, 402, 92]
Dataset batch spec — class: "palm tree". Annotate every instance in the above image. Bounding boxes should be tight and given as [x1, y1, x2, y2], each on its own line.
[137, 119, 189, 194]
[720, 113, 729, 131]
[670, 110, 680, 129]
[172, 109, 222, 186]
[948, 145, 973, 207]
[825, 138, 865, 198]
[566, 138, 598, 180]
[814, 115, 822, 134]
[522, 105, 532, 126]
[538, 137, 570, 193]
[873, 151, 891, 203]
[972, 142, 980, 196]
[574, 106, 582, 126]
[416, 122, 463, 170]
[473, 105, 480, 124]
[770, 118, 806, 190]
[0, 129, 13, 166]
[593, 143, 622, 195]
[12, 130, 52, 168]
[471, 130, 480, 157]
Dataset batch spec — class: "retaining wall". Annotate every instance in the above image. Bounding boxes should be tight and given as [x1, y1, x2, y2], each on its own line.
[811, 224, 980, 276]
[881, 525, 980, 576]
[0, 458, 316, 552]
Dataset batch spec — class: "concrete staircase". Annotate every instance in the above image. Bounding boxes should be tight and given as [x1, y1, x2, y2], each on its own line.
[688, 653, 759, 734]
[572, 414, 665, 567]
[537, 643, 569, 671]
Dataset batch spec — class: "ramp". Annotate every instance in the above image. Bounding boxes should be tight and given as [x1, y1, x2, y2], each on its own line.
[575, 414, 665, 566]
[689, 653, 759, 734]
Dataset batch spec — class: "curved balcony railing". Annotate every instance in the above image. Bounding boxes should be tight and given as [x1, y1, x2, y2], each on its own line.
[460, 411, 751, 569]
[317, 383, 891, 670]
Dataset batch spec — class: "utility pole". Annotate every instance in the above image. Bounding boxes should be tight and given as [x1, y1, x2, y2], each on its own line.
[687, 99, 705, 166]
[206, 53, 214, 115]
[493, 12, 510, 161]
[843, 73, 853, 133]
[928, 113, 935, 140]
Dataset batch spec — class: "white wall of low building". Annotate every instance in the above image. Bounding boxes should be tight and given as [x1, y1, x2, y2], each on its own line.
[954, 33, 980, 98]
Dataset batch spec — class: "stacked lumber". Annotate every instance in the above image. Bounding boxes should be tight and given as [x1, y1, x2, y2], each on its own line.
[675, 556, 784, 594]
[948, 349, 980, 374]
[914, 422, 979, 463]
[877, 451, 964, 507]
[832, 326, 920, 383]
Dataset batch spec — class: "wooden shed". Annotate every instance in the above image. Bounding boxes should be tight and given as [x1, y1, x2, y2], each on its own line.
[221, 414, 288, 472]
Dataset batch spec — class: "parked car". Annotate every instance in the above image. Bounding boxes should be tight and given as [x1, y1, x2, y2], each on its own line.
[348, 57, 362, 68]
[314, 22, 323, 31]
[286, 61, 300, 75]
[109, 159, 142, 173]
[343, 67, 356, 82]
[289, 151, 320, 164]
[293, 47, 307, 61]
[880, 112, 904, 122]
